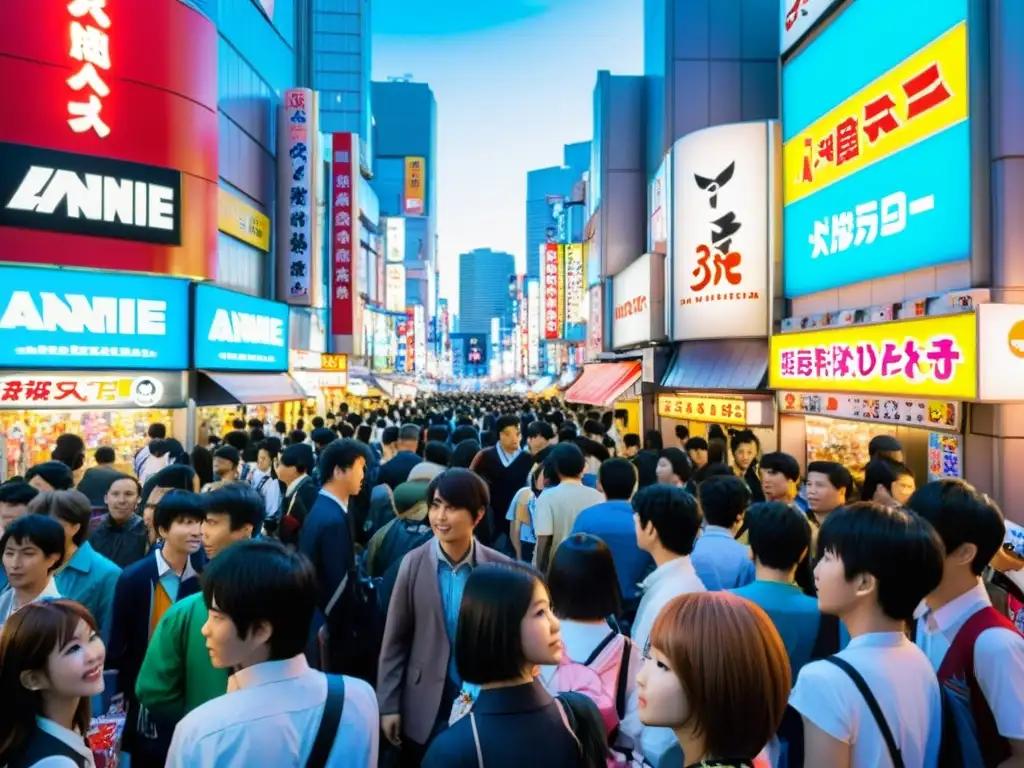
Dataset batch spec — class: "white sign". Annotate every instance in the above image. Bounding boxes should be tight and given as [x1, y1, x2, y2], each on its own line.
[67, 0, 112, 138]
[651, 158, 668, 253]
[978, 303, 1024, 402]
[414, 305, 426, 372]
[527, 279, 540, 373]
[612, 253, 665, 350]
[385, 264, 405, 312]
[207, 310, 284, 347]
[280, 88, 315, 304]
[778, 390, 963, 432]
[386, 217, 405, 263]
[672, 121, 774, 340]
[781, 0, 840, 55]
[807, 190, 935, 260]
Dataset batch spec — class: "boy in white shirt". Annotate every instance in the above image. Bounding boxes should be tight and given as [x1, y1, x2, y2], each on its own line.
[789, 502, 944, 768]
[908, 479, 1024, 766]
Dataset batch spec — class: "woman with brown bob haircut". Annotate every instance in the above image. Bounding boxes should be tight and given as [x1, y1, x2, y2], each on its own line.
[636, 592, 789, 768]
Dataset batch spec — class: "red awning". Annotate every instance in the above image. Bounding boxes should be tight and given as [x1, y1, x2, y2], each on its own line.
[564, 362, 642, 408]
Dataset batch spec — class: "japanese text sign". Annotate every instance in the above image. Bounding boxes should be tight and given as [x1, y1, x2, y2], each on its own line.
[673, 121, 772, 340]
[542, 243, 562, 340]
[194, 283, 289, 372]
[404, 156, 425, 215]
[778, 391, 962, 432]
[0, 266, 188, 370]
[0, 371, 185, 410]
[657, 394, 751, 427]
[67, 0, 113, 139]
[331, 132, 358, 336]
[281, 89, 314, 303]
[564, 244, 586, 325]
[612, 252, 665, 350]
[782, 0, 969, 296]
[770, 313, 977, 400]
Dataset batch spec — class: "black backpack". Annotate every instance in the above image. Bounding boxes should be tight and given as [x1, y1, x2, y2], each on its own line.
[376, 519, 433, 613]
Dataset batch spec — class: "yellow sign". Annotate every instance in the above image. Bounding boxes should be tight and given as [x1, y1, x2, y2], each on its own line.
[218, 188, 271, 252]
[657, 395, 749, 426]
[403, 156, 425, 215]
[320, 353, 348, 372]
[783, 21, 967, 206]
[769, 313, 977, 400]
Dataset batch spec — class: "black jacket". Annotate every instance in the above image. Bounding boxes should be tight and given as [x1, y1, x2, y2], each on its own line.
[377, 451, 423, 491]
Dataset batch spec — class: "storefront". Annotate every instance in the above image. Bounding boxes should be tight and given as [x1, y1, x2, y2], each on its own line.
[0, 265, 191, 478]
[564, 361, 643, 431]
[192, 283, 307, 441]
[770, 305, 1024, 488]
[661, 121, 778, 451]
[291, 350, 349, 415]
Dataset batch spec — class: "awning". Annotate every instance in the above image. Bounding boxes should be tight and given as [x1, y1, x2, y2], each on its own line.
[565, 362, 642, 408]
[197, 371, 309, 406]
[661, 340, 768, 392]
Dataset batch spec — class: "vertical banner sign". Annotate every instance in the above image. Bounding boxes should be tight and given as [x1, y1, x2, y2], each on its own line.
[67, 0, 113, 138]
[519, 278, 529, 375]
[563, 243, 585, 338]
[403, 157, 425, 215]
[556, 245, 566, 340]
[385, 264, 406, 312]
[527, 279, 541, 372]
[414, 305, 426, 372]
[395, 315, 407, 372]
[587, 284, 604, 359]
[405, 308, 415, 372]
[542, 243, 560, 340]
[282, 89, 314, 303]
[330, 133, 358, 335]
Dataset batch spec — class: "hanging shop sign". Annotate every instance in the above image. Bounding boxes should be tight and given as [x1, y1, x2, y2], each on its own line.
[778, 390, 962, 432]
[527, 279, 540, 372]
[403, 156, 425, 215]
[781, 0, 842, 55]
[782, 0, 969, 296]
[290, 350, 347, 372]
[563, 244, 586, 340]
[292, 370, 348, 394]
[0, 266, 189, 370]
[657, 394, 774, 428]
[0, 371, 186, 410]
[218, 188, 270, 252]
[279, 88, 316, 304]
[65, 0, 114, 138]
[672, 122, 774, 340]
[586, 283, 604, 360]
[330, 132, 359, 335]
[386, 217, 405, 262]
[194, 283, 289, 372]
[542, 243, 562, 340]
[612, 252, 665, 350]
[0, 143, 182, 245]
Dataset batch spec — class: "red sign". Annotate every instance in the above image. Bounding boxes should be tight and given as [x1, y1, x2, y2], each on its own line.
[330, 133, 357, 336]
[0, 0, 218, 279]
[542, 243, 561, 340]
[614, 295, 648, 320]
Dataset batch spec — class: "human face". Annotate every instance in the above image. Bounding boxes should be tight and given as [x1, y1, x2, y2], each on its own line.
[333, 457, 366, 496]
[159, 516, 203, 556]
[3, 538, 60, 590]
[213, 457, 237, 480]
[891, 473, 916, 505]
[105, 478, 140, 524]
[202, 596, 269, 669]
[813, 549, 865, 617]
[202, 511, 249, 560]
[526, 434, 547, 454]
[28, 475, 54, 493]
[733, 441, 757, 472]
[759, 468, 792, 502]
[0, 503, 29, 534]
[28, 619, 106, 700]
[277, 462, 299, 487]
[636, 646, 689, 727]
[519, 580, 562, 668]
[687, 448, 708, 469]
[623, 444, 638, 458]
[429, 493, 480, 547]
[656, 457, 679, 486]
[500, 425, 521, 454]
[257, 450, 272, 473]
[806, 472, 844, 514]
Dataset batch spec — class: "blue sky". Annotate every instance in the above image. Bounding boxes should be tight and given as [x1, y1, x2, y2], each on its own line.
[372, 0, 643, 314]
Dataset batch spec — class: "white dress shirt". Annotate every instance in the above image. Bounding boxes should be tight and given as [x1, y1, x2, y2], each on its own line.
[31, 716, 96, 767]
[0, 576, 62, 627]
[166, 654, 379, 767]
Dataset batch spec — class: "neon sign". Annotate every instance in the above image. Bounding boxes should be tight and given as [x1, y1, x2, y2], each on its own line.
[67, 0, 112, 138]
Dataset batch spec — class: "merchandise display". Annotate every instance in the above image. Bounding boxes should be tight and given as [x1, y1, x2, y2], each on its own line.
[804, 415, 895, 486]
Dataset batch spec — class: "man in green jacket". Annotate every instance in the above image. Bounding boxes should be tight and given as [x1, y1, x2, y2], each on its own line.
[135, 483, 266, 718]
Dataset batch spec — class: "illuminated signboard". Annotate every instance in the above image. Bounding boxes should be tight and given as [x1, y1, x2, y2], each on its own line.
[282, 89, 315, 303]
[330, 133, 358, 333]
[404, 157, 425, 215]
[782, 0, 969, 296]
[386, 217, 405, 262]
[67, 0, 113, 139]
[0, 371, 186, 410]
[542, 243, 561, 340]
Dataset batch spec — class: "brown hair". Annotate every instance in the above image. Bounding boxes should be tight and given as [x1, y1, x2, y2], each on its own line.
[0, 600, 99, 760]
[649, 592, 790, 760]
[28, 490, 94, 548]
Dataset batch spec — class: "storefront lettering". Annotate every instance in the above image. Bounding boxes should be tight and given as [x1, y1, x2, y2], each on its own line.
[0, 374, 171, 408]
[808, 189, 935, 259]
[658, 394, 747, 425]
[778, 336, 963, 383]
[67, 0, 112, 138]
[614, 295, 648, 320]
[0, 292, 166, 335]
[207, 309, 284, 347]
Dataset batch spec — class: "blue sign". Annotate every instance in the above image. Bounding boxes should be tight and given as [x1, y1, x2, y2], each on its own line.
[0, 266, 189, 370]
[194, 284, 290, 372]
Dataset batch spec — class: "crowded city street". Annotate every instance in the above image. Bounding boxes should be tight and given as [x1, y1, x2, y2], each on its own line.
[2, 0, 1024, 767]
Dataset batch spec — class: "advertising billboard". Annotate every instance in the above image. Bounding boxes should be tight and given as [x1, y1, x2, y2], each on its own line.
[781, 0, 842, 56]
[385, 264, 406, 312]
[782, 0, 969, 297]
[612, 253, 665, 350]
[395, 314, 407, 373]
[414, 305, 426, 373]
[218, 188, 270, 252]
[563, 243, 586, 341]
[0, 371, 186, 410]
[542, 243, 561, 340]
[0, 266, 189, 370]
[386, 217, 405, 263]
[280, 89, 315, 304]
[527, 279, 540, 372]
[330, 132, 359, 336]
[673, 122, 774, 340]
[194, 284, 289, 372]
[403, 156, 425, 215]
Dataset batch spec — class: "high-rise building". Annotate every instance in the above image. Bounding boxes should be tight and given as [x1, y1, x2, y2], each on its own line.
[459, 249, 515, 335]
[525, 142, 590, 281]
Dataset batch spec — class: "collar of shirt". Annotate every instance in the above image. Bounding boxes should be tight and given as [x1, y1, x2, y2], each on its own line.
[285, 475, 307, 497]
[844, 631, 908, 651]
[102, 514, 145, 533]
[63, 542, 97, 575]
[473, 680, 553, 715]
[702, 525, 738, 540]
[318, 487, 348, 513]
[35, 716, 93, 762]
[913, 580, 991, 634]
[640, 556, 699, 592]
[433, 537, 476, 572]
[496, 444, 522, 467]
[227, 654, 310, 694]
[155, 547, 198, 581]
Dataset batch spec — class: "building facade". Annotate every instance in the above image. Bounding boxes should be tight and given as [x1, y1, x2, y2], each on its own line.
[525, 141, 590, 281]
[458, 249, 516, 335]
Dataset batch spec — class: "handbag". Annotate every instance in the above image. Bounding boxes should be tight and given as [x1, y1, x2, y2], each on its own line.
[823, 656, 905, 768]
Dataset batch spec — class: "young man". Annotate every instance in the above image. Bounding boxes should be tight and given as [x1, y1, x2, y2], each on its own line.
[0, 480, 38, 536]
[166, 540, 378, 766]
[378, 424, 423, 490]
[0, 514, 65, 627]
[908, 480, 1024, 766]
[621, 433, 641, 459]
[211, 445, 241, 485]
[691, 475, 755, 590]
[136, 483, 267, 723]
[571, 457, 652, 617]
[805, 460, 852, 528]
[525, 420, 555, 455]
[789, 502, 944, 768]
[532, 442, 605, 571]
[267, 443, 318, 543]
[759, 451, 805, 508]
[108, 490, 205, 763]
[684, 437, 709, 470]
[90, 474, 148, 569]
[471, 414, 534, 545]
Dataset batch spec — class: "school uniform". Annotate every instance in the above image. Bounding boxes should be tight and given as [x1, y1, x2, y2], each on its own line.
[5, 717, 95, 767]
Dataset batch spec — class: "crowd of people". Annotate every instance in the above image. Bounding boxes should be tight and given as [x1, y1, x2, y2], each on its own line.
[0, 393, 1022, 768]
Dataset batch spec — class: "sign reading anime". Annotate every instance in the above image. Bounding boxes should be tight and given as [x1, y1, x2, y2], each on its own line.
[782, 0, 969, 296]
[194, 284, 289, 372]
[67, 0, 113, 138]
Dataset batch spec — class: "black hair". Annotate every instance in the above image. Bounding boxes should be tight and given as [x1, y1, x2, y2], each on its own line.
[148, 423, 167, 440]
[495, 414, 520, 435]
[684, 437, 709, 453]
[694, 462, 734, 487]
[274, 420, 287, 434]
[907, 479, 1006, 576]
[598, 458, 637, 501]
[29, 490, 93, 547]
[190, 446, 214, 488]
[256, 439, 280, 463]
[860, 458, 913, 502]
[455, 563, 546, 684]
[153, 489, 205, 536]
[213, 445, 241, 468]
[632, 485, 701, 556]
[659, 447, 691, 483]
[25, 462, 75, 492]
[452, 425, 479, 445]
[94, 446, 116, 465]
[427, 468, 490, 517]
[201, 539, 318, 661]
[547, 533, 622, 621]
[232, 418, 247, 430]
[202, 482, 266, 534]
[698, 475, 751, 528]
[623, 433, 641, 449]
[729, 429, 760, 458]
[449, 440, 481, 469]
[280, 443, 314, 474]
[424, 441, 452, 467]
[356, 424, 373, 443]
[426, 425, 449, 444]
[338, 423, 355, 440]
[868, 434, 903, 459]
[311, 416, 325, 429]
[0, 482, 39, 507]
[707, 425, 727, 442]
[381, 426, 400, 445]
[526, 421, 555, 441]
[746, 502, 812, 571]
[545, 442, 586, 480]
[806, 461, 854, 497]
[288, 429, 307, 446]
[817, 501, 944, 621]
[310, 427, 336, 449]
[557, 427, 578, 445]
[223, 430, 249, 453]
[674, 424, 690, 442]
[583, 419, 605, 437]
[759, 452, 801, 483]
[318, 439, 372, 483]
[0, 514, 66, 572]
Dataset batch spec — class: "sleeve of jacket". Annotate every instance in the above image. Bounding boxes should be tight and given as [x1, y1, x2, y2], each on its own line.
[377, 551, 415, 715]
[317, 513, 352, 612]
[135, 598, 191, 721]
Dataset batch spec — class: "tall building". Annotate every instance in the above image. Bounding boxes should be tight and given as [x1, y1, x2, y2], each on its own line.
[459, 249, 515, 335]
[371, 80, 438, 315]
[525, 141, 590, 280]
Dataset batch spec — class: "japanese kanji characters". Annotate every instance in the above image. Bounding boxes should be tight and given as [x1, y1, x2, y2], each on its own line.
[286, 91, 313, 298]
[66, 0, 111, 138]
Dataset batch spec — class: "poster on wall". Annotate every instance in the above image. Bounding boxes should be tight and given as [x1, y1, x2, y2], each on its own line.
[403, 157, 425, 215]
[385, 264, 405, 312]
[927, 431, 962, 482]
[672, 121, 774, 340]
[330, 132, 358, 336]
[542, 243, 561, 340]
[280, 88, 316, 305]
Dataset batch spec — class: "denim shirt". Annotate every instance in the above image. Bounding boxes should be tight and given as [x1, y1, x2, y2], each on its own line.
[435, 539, 476, 686]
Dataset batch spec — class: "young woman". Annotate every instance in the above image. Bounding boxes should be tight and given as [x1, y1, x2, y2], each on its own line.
[249, 440, 283, 520]
[423, 562, 599, 767]
[0, 600, 106, 767]
[507, 461, 545, 563]
[655, 448, 691, 488]
[730, 431, 764, 504]
[636, 592, 790, 768]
